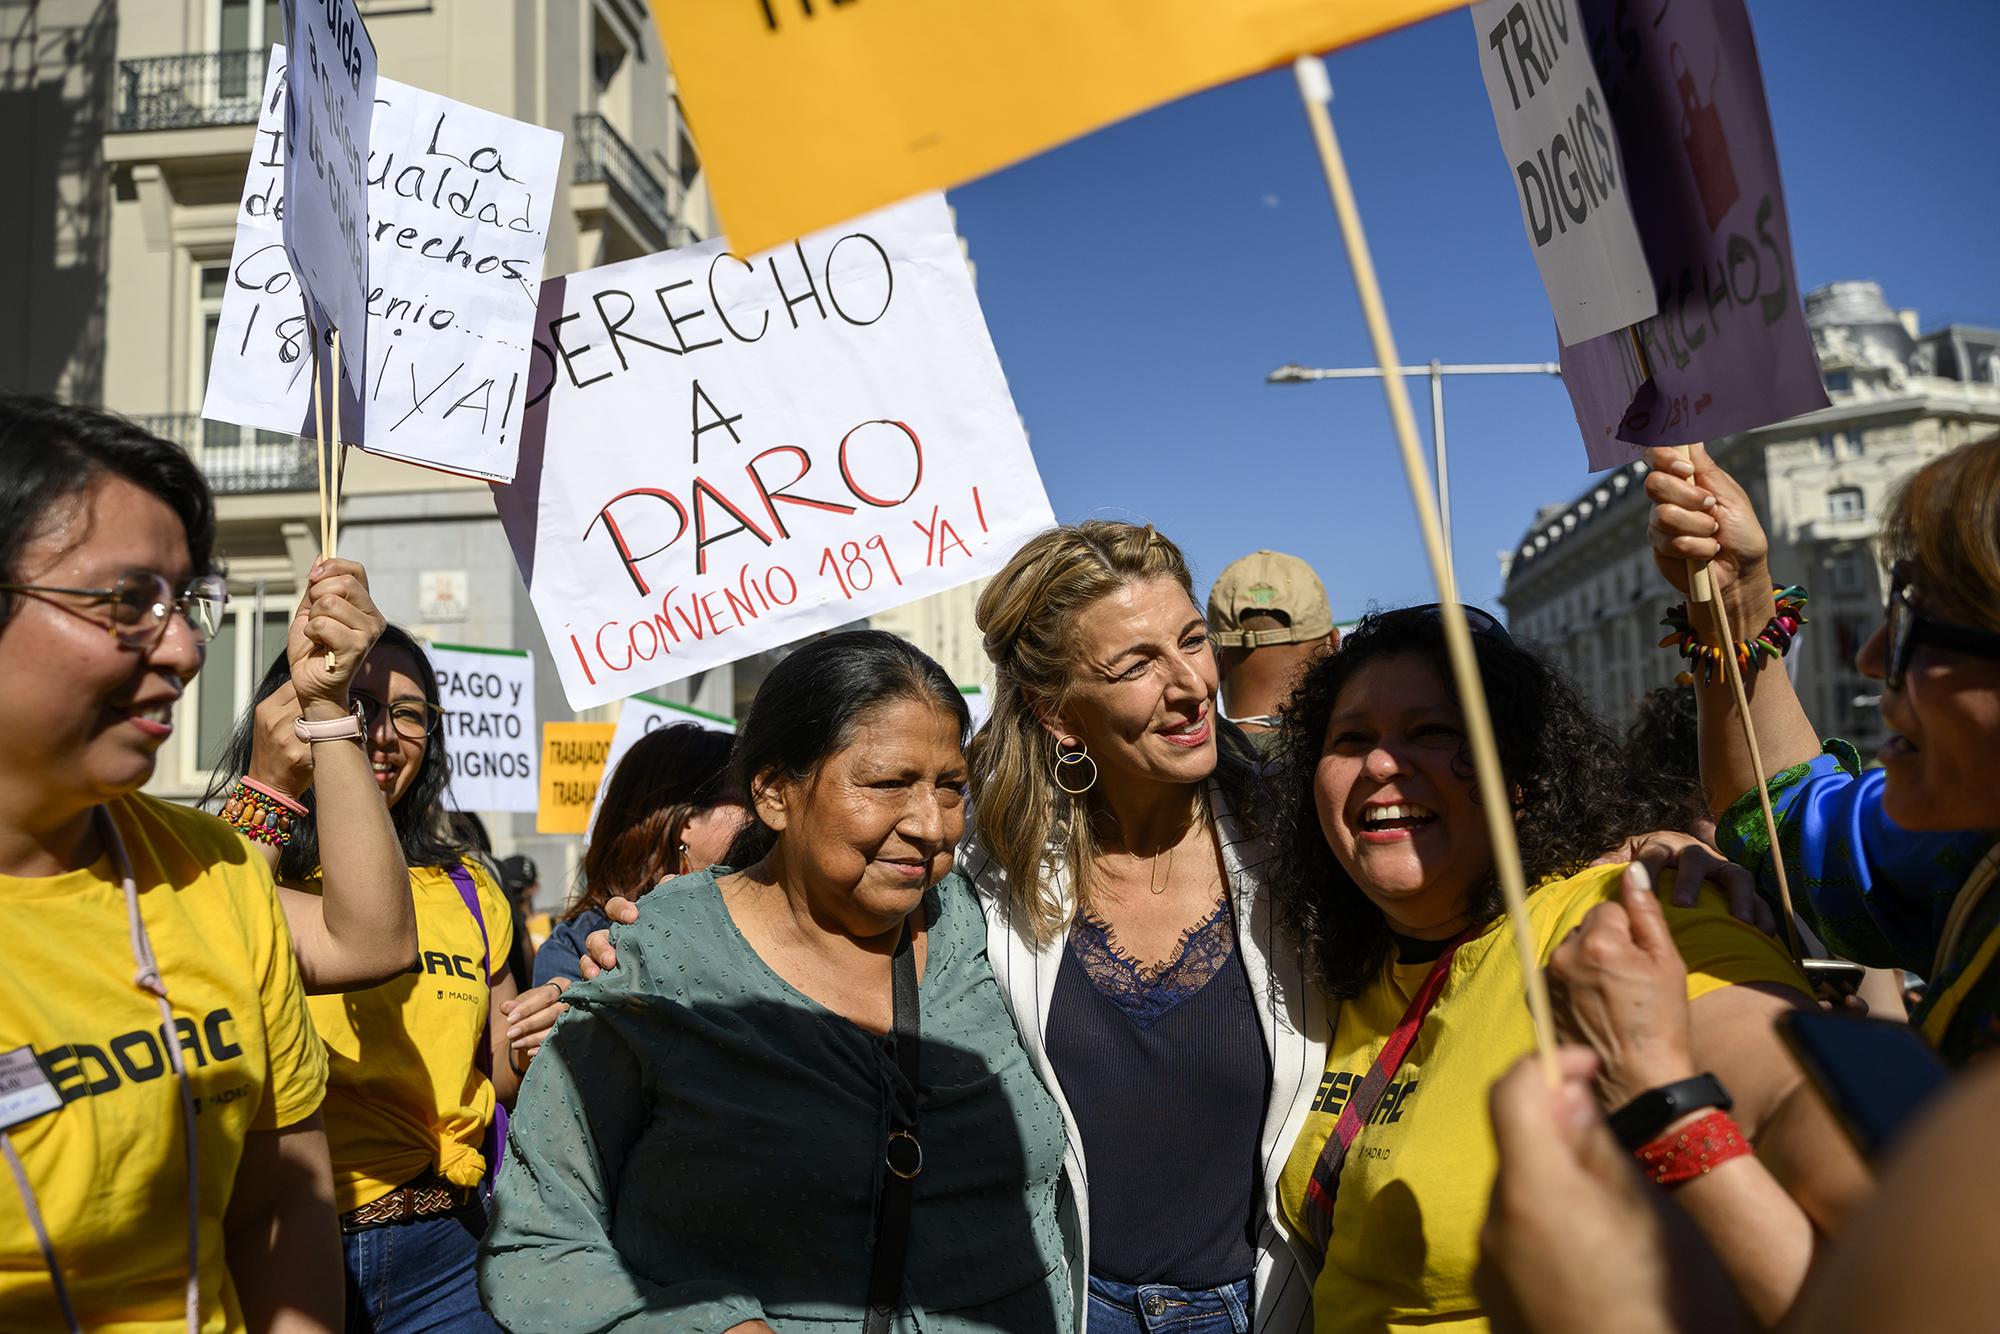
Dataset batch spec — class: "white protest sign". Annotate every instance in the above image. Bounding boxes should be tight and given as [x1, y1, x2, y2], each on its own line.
[431, 644, 538, 813]
[587, 695, 737, 836]
[497, 192, 1056, 711]
[203, 48, 561, 481]
[279, 0, 376, 398]
[1471, 0, 1655, 345]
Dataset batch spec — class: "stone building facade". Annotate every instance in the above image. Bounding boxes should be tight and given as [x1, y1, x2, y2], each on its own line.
[1500, 282, 2000, 755]
[4, 0, 722, 890]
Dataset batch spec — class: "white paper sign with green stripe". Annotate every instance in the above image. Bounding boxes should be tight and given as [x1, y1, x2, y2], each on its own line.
[588, 694, 737, 837]
[430, 643, 538, 813]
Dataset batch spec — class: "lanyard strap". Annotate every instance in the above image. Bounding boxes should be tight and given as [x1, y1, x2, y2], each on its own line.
[863, 916, 922, 1334]
[1302, 934, 1466, 1257]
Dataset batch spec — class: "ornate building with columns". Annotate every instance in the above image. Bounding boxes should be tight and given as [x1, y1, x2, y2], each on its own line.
[1500, 281, 2000, 754]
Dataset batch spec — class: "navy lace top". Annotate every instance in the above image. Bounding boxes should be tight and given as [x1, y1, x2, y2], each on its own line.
[1044, 896, 1272, 1288]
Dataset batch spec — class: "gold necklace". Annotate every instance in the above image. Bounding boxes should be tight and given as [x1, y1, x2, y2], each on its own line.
[1148, 834, 1177, 895]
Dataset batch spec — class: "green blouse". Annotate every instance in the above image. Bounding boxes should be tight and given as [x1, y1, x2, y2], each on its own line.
[479, 869, 1074, 1333]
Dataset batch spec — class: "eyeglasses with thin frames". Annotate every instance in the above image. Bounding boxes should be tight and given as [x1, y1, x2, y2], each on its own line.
[0, 572, 228, 649]
[1884, 561, 2000, 692]
[353, 691, 444, 741]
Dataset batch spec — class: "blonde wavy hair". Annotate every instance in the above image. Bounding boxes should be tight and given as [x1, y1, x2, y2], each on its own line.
[969, 520, 1261, 943]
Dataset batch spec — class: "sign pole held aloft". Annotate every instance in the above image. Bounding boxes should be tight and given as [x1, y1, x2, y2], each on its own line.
[1291, 54, 1557, 1081]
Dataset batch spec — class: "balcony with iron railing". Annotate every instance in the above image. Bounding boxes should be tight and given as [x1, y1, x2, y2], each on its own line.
[572, 113, 682, 248]
[113, 51, 269, 133]
[138, 414, 317, 495]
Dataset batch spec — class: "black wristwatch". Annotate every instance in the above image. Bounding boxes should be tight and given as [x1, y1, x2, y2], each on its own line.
[1607, 1074, 1733, 1151]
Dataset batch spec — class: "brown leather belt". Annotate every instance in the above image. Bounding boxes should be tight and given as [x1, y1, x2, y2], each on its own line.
[340, 1172, 478, 1233]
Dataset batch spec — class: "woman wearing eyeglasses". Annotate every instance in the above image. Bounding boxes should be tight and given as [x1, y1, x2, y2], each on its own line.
[211, 625, 520, 1333]
[1264, 604, 1859, 1331]
[0, 398, 342, 1332]
[1646, 439, 2000, 1066]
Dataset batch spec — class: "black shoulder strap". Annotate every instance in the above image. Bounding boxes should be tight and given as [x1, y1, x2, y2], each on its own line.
[864, 917, 922, 1333]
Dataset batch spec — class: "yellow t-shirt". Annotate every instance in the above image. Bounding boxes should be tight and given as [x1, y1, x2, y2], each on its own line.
[1278, 864, 1810, 1334]
[305, 860, 512, 1212]
[0, 794, 327, 1333]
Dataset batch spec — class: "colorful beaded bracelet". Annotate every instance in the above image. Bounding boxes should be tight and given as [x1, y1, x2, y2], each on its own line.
[220, 777, 307, 848]
[1659, 584, 1808, 687]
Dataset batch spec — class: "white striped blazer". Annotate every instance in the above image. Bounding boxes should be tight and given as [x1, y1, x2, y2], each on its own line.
[959, 778, 1330, 1333]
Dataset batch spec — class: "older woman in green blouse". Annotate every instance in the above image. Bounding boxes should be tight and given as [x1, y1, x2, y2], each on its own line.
[480, 631, 1072, 1334]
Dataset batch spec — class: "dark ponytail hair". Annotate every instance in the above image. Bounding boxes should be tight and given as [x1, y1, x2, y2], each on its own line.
[204, 625, 467, 880]
[724, 630, 971, 867]
[0, 396, 216, 626]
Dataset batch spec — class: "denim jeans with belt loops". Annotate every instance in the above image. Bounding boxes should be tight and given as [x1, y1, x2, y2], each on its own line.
[1086, 1274, 1253, 1334]
[341, 1203, 501, 1334]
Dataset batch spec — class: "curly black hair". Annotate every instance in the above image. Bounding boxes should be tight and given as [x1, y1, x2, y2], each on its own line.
[1266, 608, 1700, 999]
[1622, 683, 1704, 815]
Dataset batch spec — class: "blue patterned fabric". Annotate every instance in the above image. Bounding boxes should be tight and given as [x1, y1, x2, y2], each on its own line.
[1716, 741, 1991, 977]
[1716, 740, 2000, 1065]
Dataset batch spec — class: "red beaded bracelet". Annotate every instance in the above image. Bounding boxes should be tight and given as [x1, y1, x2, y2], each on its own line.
[1634, 1110, 1752, 1188]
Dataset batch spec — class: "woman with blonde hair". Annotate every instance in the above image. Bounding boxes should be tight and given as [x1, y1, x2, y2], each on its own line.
[573, 521, 1321, 1332]
[960, 520, 1326, 1334]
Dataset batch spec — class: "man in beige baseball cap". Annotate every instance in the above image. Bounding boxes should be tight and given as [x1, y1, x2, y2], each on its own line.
[1207, 550, 1339, 754]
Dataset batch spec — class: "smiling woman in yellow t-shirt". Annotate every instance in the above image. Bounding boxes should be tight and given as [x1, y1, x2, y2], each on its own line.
[0, 398, 340, 1332]
[214, 622, 519, 1332]
[1259, 607, 1865, 1334]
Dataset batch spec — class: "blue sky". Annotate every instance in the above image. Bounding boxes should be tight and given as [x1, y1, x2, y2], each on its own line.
[948, 0, 2000, 620]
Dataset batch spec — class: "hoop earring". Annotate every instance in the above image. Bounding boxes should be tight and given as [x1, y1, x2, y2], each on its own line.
[1053, 735, 1098, 796]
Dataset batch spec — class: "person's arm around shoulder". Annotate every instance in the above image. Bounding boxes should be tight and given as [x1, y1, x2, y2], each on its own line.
[479, 977, 771, 1334]
[252, 559, 416, 992]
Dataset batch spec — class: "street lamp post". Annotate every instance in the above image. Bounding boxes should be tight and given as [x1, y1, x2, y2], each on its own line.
[1266, 360, 1564, 581]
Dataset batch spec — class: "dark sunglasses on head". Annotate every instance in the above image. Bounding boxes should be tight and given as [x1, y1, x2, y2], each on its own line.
[1884, 561, 2000, 692]
[1388, 603, 1513, 643]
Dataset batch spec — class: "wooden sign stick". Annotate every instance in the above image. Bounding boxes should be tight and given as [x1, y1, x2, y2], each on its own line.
[1620, 331, 1802, 957]
[329, 328, 345, 560]
[312, 336, 329, 559]
[1293, 55, 1558, 1080]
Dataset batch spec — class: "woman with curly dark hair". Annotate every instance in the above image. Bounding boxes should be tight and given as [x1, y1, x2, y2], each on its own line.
[1264, 607, 1863, 1332]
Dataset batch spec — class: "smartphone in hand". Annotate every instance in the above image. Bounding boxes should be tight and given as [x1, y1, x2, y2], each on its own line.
[1777, 1008, 1949, 1160]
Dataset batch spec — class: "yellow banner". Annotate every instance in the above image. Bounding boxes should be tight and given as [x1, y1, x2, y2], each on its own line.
[537, 722, 618, 835]
[654, 0, 1468, 256]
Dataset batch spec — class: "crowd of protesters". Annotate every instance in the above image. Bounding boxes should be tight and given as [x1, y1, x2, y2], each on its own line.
[2, 390, 1997, 1334]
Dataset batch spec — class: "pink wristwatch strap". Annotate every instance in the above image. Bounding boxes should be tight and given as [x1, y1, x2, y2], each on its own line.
[293, 701, 366, 744]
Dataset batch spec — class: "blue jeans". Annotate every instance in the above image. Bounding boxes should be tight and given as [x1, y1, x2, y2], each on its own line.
[342, 1204, 501, 1334]
[1086, 1274, 1252, 1334]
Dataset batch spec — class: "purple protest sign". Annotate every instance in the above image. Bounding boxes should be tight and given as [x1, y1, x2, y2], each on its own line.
[1560, 0, 1828, 470]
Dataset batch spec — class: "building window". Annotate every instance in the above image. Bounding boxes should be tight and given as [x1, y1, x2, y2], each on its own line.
[1831, 552, 1865, 595]
[216, 0, 282, 97]
[1842, 430, 1866, 457]
[1823, 370, 1851, 394]
[191, 593, 296, 777]
[1827, 486, 1865, 520]
[1816, 433, 1837, 461]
